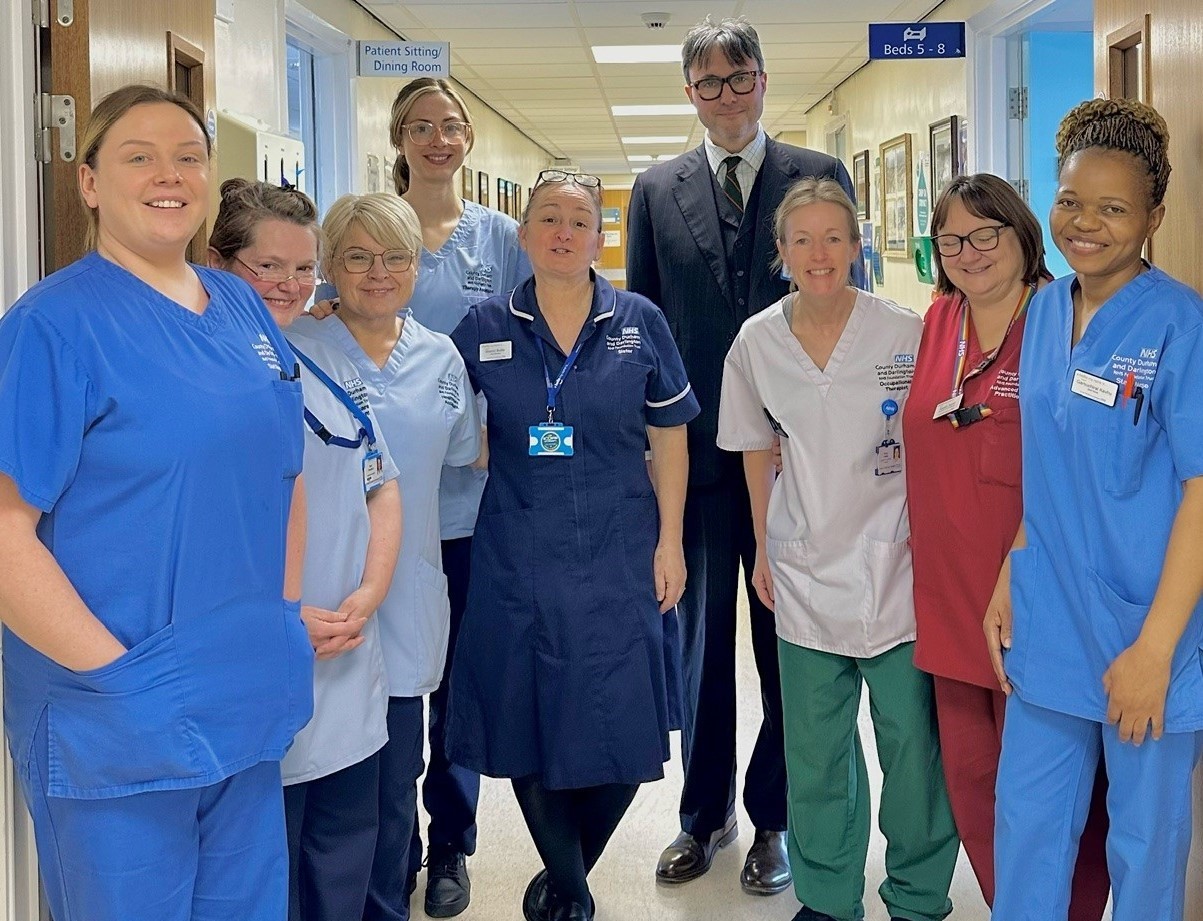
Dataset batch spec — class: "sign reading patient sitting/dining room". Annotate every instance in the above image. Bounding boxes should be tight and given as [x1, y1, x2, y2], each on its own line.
[358, 41, 451, 78]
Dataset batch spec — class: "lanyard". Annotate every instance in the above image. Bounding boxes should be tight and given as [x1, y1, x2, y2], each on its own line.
[536, 336, 586, 424]
[948, 283, 1035, 399]
[291, 344, 377, 449]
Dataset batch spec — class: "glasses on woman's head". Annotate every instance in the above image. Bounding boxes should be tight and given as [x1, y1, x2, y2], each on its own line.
[931, 224, 1011, 257]
[233, 255, 320, 286]
[535, 169, 602, 190]
[401, 120, 470, 146]
[338, 248, 415, 274]
[688, 70, 762, 101]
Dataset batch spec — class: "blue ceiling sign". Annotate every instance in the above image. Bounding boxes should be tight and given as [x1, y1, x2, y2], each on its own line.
[868, 22, 966, 60]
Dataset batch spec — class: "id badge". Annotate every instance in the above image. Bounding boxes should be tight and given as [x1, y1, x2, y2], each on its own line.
[933, 394, 963, 420]
[362, 448, 385, 492]
[875, 439, 903, 476]
[529, 423, 574, 457]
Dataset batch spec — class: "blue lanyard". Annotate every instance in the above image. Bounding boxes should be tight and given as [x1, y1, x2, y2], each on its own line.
[291, 345, 377, 449]
[536, 336, 586, 423]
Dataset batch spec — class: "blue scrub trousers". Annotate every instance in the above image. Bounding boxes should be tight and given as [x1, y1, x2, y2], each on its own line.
[285, 752, 381, 921]
[995, 693, 1203, 921]
[22, 718, 287, 921]
[366, 696, 425, 921]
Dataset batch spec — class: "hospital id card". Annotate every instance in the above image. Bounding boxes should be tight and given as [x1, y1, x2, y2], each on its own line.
[529, 423, 574, 457]
[363, 449, 385, 492]
[875, 439, 903, 476]
[1070, 369, 1118, 407]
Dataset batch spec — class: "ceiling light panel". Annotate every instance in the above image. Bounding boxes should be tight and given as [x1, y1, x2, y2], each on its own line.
[591, 44, 681, 63]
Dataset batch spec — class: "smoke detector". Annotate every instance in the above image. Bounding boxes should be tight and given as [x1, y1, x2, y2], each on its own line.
[641, 11, 670, 29]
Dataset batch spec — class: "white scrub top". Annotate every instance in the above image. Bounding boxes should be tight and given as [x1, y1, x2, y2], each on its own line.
[280, 323, 399, 784]
[409, 201, 531, 541]
[717, 291, 921, 657]
[291, 314, 480, 697]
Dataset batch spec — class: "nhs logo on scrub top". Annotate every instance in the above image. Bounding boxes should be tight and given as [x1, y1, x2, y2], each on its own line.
[894, 353, 915, 364]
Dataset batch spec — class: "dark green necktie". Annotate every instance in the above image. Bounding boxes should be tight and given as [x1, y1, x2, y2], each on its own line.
[721, 155, 744, 213]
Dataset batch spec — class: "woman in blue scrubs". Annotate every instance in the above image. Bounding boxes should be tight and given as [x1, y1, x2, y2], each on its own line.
[208, 179, 404, 921]
[447, 171, 699, 921]
[989, 98, 1203, 921]
[0, 85, 313, 921]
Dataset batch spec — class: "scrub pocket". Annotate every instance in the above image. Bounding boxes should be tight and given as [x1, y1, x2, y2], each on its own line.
[272, 378, 304, 479]
[282, 598, 316, 740]
[978, 405, 1022, 488]
[46, 624, 199, 798]
[414, 558, 452, 683]
[1105, 401, 1146, 497]
[1005, 546, 1040, 683]
[766, 537, 813, 623]
[861, 535, 914, 646]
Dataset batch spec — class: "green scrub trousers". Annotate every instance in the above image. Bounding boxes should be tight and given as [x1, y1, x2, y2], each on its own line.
[778, 639, 959, 921]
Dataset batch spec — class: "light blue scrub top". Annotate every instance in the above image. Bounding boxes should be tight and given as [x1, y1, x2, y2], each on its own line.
[0, 253, 313, 799]
[297, 314, 480, 697]
[280, 321, 399, 784]
[410, 201, 530, 540]
[1007, 267, 1203, 731]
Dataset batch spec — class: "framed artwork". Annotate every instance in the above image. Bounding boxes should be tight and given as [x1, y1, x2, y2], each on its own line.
[879, 134, 913, 256]
[852, 150, 870, 220]
[478, 171, 490, 208]
[462, 167, 474, 202]
[929, 116, 961, 202]
[497, 178, 507, 214]
[513, 184, 523, 218]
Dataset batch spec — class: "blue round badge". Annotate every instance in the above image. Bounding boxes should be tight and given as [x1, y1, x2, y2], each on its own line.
[881, 399, 899, 418]
[540, 430, 562, 452]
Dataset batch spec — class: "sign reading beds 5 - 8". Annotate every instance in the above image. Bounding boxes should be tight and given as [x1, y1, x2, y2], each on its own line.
[867, 22, 965, 60]
[357, 41, 451, 78]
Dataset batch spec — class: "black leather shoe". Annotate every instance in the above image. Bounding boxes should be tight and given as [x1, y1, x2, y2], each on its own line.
[791, 907, 838, 921]
[740, 828, 791, 895]
[424, 851, 470, 918]
[655, 813, 738, 883]
[523, 870, 552, 921]
[550, 901, 594, 921]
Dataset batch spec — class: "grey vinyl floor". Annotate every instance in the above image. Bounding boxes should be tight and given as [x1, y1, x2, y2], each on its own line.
[411, 597, 993, 921]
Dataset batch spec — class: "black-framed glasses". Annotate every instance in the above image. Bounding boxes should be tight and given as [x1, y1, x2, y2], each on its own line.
[931, 225, 1011, 257]
[401, 120, 471, 145]
[536, 169, 602, 190]
[234, 254, 320, 286]
[688, 70, 762, 101]
[338, 248, 415, 274]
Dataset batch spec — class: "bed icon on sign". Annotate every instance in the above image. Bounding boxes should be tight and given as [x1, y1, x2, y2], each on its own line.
[903, 26, 927, 41]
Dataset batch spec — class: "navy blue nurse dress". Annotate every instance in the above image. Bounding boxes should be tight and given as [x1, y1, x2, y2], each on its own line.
[447, 274, 699, 790]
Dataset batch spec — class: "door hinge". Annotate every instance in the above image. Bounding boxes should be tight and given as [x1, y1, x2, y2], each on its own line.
[1008, 178, 1030, 201]
[34, 94, 76, 163]
[1007, 86, 1028, 120]
[34, 0, 50, 28]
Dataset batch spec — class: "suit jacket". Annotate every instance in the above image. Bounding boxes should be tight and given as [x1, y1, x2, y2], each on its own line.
[626, 137, 858, 487]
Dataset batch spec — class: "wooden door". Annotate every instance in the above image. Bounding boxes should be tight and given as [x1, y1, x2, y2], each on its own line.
[39, 0, 215, 271]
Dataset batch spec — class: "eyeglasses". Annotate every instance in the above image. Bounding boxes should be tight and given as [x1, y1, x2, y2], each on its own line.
[234, 255, 319, 286]
[931, 224, 1011, 257]
[401, 121, 470, 146]
[688, 70, 762, 101]
[338, 248, 415, 274]
[535, 169, 602, 189]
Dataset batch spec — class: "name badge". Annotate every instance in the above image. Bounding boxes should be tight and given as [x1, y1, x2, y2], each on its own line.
[1070, 369, 1118, 407]
[529, 423, 574, 457]
[363, 448, 384, 492]
[480, 341, 512, 362]
[933, 394, 963, 420]
[875, 439, 903, 476]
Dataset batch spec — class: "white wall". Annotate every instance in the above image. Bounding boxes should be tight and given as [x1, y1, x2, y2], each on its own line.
[213, 0, 548, 201]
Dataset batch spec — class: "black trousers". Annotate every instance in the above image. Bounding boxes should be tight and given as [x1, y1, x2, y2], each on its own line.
[676, 470, 788, 838]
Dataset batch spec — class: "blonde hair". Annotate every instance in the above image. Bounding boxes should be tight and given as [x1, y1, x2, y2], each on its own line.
[78, 84, 210, 249]
[389, 78, 475, 195]
[1056, 97, 1171, 206]
[771, 177, 860, 284]
[321, 193, 422, 281]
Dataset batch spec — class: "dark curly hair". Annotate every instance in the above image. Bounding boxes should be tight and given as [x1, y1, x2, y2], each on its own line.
[1055, 97, 1171, 206]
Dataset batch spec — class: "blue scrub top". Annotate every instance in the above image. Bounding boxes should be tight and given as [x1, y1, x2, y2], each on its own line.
[0, 252, 313, 799]
[1008, 267, 1203, 731]
[409, 201, 531, 541]
[445, 274, 699, 788]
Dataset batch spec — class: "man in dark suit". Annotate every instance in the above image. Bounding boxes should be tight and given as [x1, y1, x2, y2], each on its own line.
[626, 15, 859, 897]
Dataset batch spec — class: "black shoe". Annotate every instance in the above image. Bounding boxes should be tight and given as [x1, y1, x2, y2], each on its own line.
[550, 900, 594, 921]
[424, 852, 470, 918]
[791, 907, 838, 921]
[740, 829, 791, 895]
[654, 813, 738, 883]
[523, 870, 552, 921]
[406, 874, 418, 897]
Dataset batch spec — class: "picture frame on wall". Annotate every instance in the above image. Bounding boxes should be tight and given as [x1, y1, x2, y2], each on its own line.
[852, 150, 870, 220]
[929, 116, 961, 202]
[462, 167, 474, 202]
[513, 184, 523, 218]
[478, 171, 490, 208]
[879, 134, 913, 256]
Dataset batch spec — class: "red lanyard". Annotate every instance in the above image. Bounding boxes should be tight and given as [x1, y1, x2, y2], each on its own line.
[947, 283, 1035, 400]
